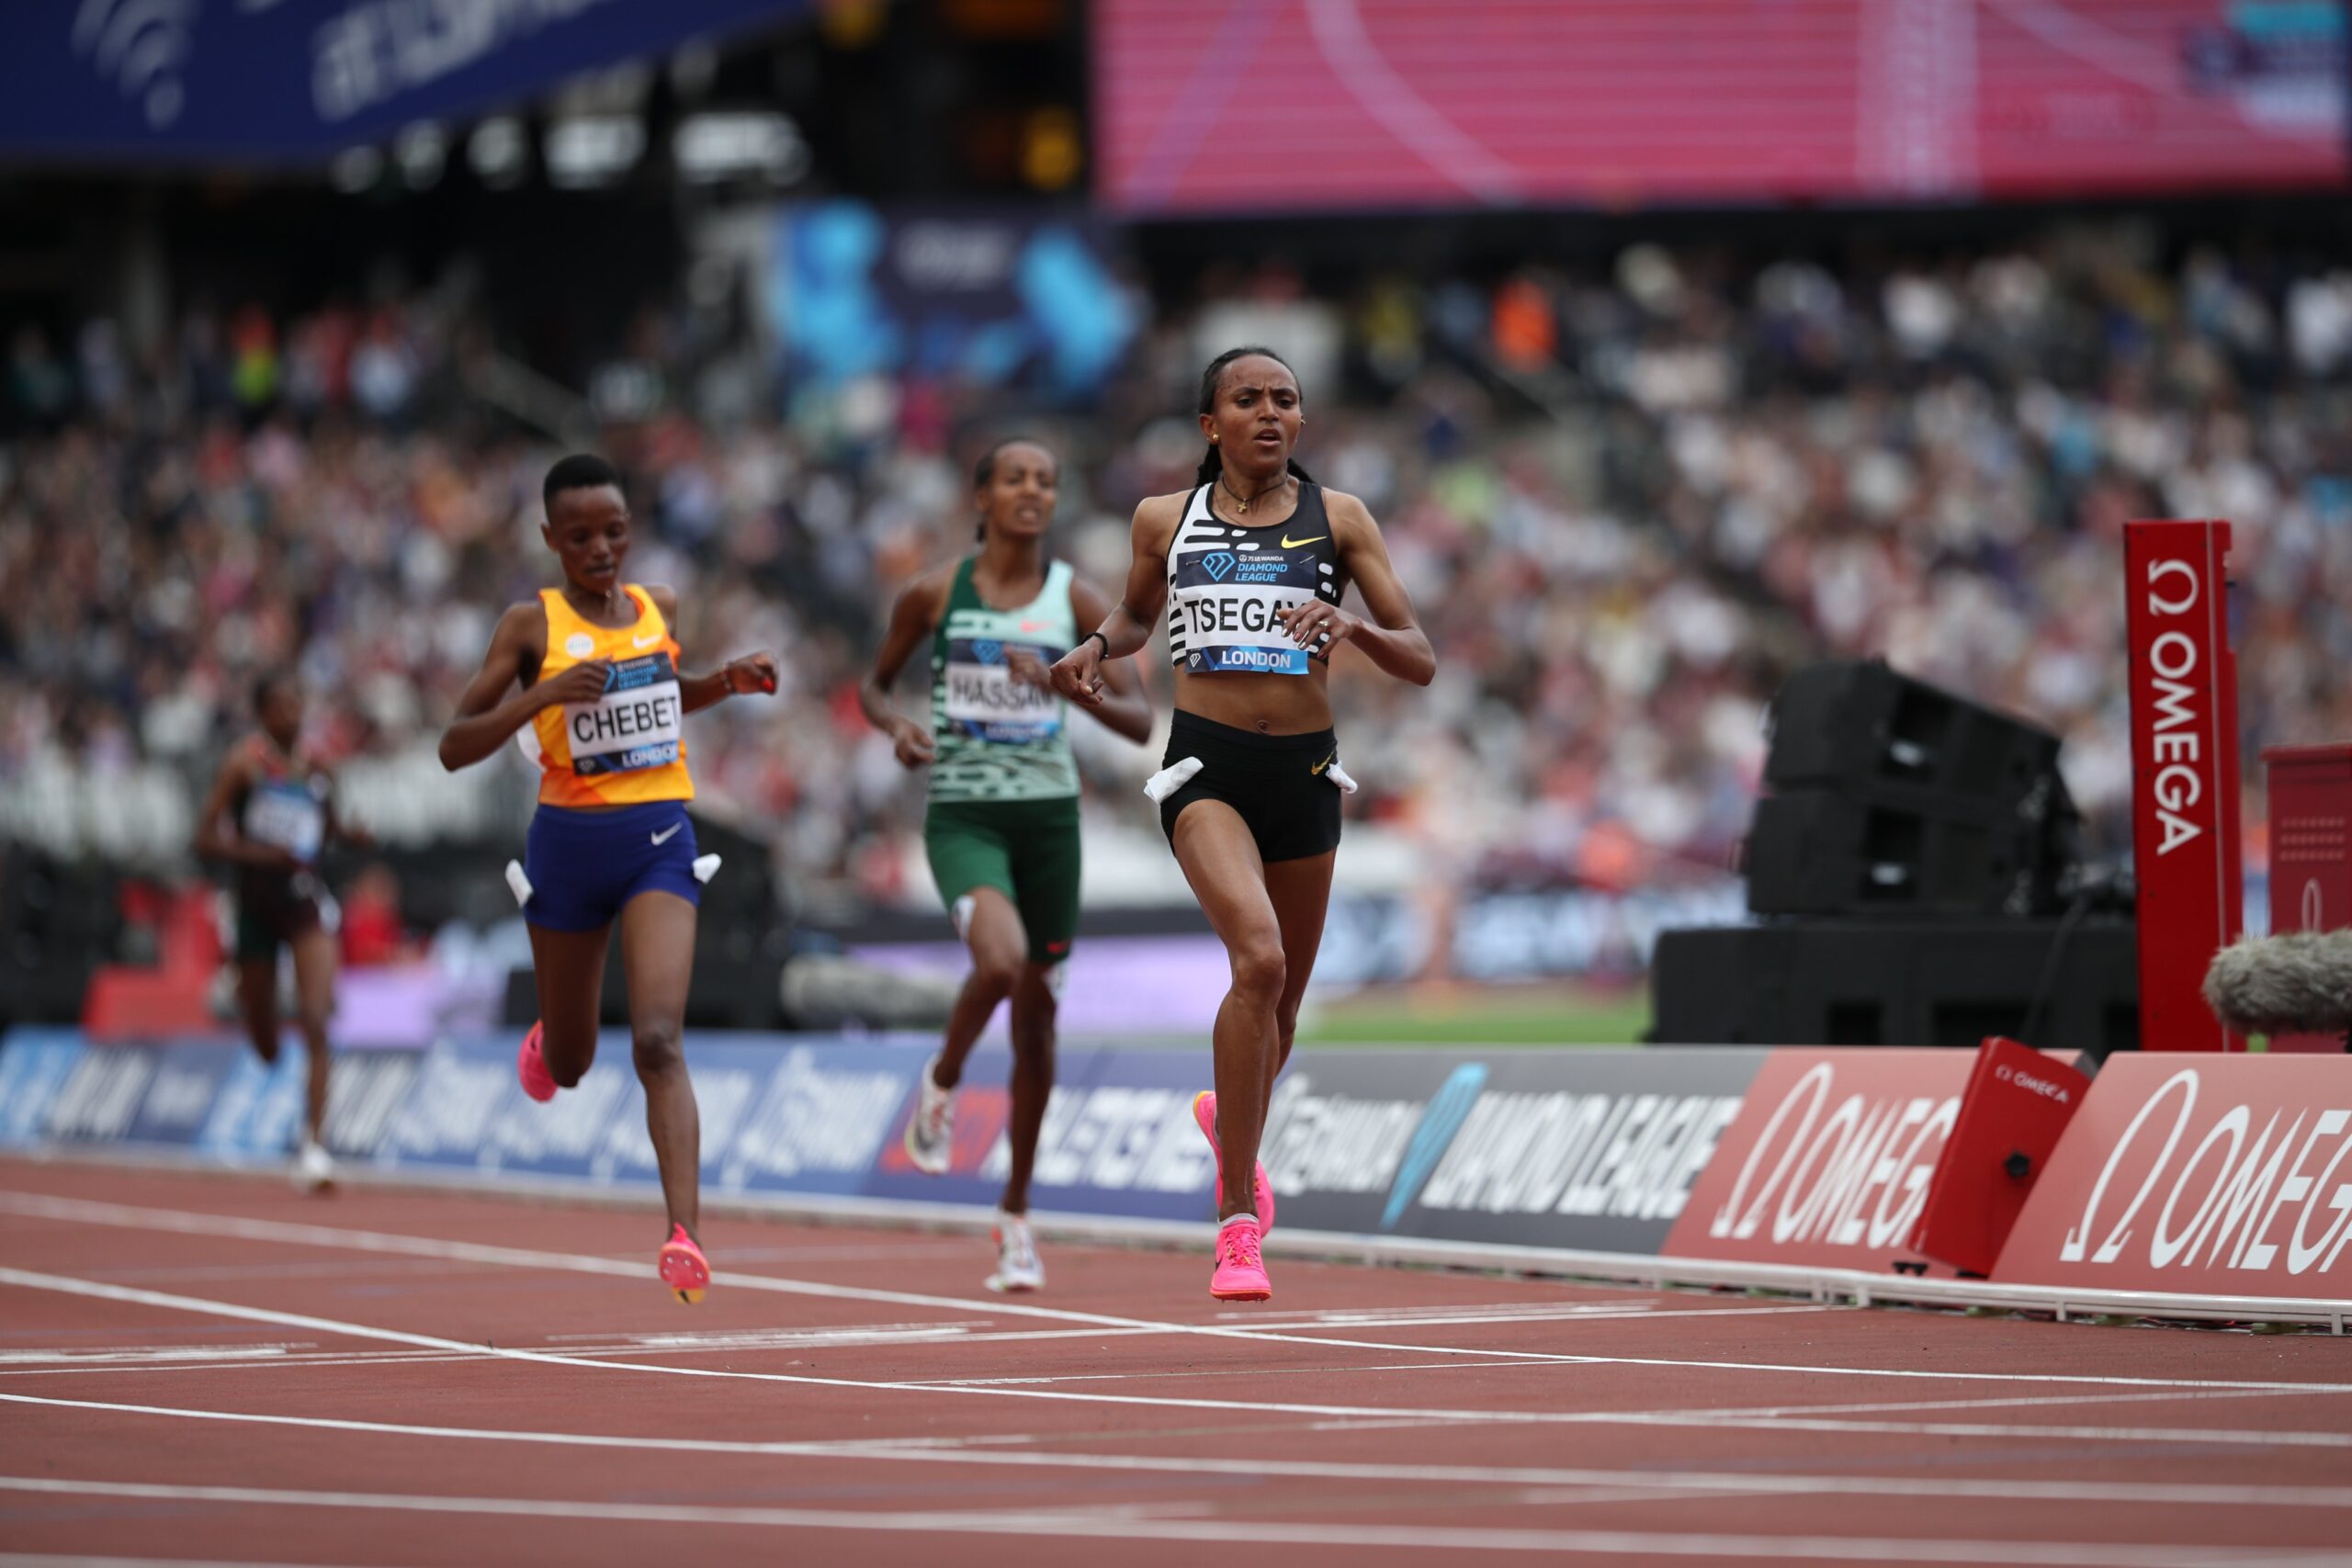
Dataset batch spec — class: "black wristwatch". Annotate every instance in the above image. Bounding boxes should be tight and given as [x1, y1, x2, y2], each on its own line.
[1080, 630, 1110, 659]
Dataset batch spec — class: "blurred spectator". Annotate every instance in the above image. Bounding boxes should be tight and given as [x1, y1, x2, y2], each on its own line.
[338, 862, 414, 968]
[5, 220, 2351, 927]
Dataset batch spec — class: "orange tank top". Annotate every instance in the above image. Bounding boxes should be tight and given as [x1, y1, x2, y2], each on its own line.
[525, 586, 695, 807]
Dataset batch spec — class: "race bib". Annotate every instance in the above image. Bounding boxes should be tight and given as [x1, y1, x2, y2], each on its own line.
[244, 779, 326, 863]
[943, 637, 1062, 744]
[1172, 547, 1318, 675]
[566, 653, 684, 775]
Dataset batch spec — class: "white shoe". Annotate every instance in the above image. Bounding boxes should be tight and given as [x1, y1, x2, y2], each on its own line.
[904, 1055, 956, 1176]
[293, 1140, 335, 1194]
[986, 1211, 1044, 1293]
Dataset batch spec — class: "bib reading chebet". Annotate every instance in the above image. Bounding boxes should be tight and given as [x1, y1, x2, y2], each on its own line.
[522, 585, 695, 807]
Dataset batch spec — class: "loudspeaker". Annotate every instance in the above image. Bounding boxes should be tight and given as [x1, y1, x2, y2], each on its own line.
[1766, 660, 2064, 804]
[1746, 792, 2062, 917]
[1748, 660, 2079, 918]
[1649, 918, 2139, 1059]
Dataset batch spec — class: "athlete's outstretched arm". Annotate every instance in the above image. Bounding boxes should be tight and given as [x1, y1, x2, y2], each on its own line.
[1062, 576, 1153, 744]
[645, 586, 777, 715]
[1280, 492, 1435, 686]
[858, 569, 948, 768]
[192, 746, 294, 871]
[1049, 495, 1178, 709]
[437, 604, 606, 772]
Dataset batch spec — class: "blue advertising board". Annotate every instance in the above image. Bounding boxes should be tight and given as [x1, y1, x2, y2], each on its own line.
[0, 1028, 1766, 1258]
[862, 1043, 1219, 1224]
[0, 1, 808, 164]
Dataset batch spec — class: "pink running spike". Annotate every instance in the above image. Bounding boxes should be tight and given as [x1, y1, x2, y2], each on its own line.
[1191, 1090, 1274, 1235]
[658, 1224, 708, 1304]
[1209, 1215, 1271, 1302]
[516, 1021, 557, 1103]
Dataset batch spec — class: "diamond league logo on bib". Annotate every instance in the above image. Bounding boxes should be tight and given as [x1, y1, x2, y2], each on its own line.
[972, 638, 1002, 665]
[1203, 551, 1236, 582]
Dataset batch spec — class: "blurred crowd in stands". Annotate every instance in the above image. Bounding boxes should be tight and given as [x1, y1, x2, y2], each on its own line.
[6, 219, 2351, 935]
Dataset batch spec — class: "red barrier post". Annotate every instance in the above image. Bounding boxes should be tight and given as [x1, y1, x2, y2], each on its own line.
[1907, 1037, 2089, 1277]
[2264, 744, 2352, 1054]
[2124, 520, 2245, 1051]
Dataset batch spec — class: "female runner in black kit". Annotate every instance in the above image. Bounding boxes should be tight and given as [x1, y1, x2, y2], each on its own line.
[1050, 347, 1433, 1300]
[193, 672, 370, 1192]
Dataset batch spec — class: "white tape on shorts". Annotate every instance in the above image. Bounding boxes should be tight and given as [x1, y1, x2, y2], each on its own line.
[1143, 756, 1204, 804]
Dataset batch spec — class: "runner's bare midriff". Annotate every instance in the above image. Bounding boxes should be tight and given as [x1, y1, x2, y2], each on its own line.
[1172, 667, 1334, 736]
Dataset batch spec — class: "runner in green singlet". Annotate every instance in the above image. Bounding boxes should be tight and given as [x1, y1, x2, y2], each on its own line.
[859, 438, 1152, 1291]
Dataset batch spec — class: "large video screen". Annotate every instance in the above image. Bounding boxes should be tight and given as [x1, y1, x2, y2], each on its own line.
[1095, 0, 2348, 215]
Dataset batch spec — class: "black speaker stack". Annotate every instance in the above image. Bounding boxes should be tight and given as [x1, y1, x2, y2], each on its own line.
[1653, 660, 2138, 1055]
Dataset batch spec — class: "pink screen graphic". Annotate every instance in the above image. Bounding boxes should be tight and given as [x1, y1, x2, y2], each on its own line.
[1096, 0, 2348, 215]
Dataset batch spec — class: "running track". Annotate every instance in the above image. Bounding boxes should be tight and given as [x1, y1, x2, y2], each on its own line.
[3, 1161, 2350, 1566]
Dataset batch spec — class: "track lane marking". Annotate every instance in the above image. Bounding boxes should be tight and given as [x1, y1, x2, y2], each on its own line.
[10, 1390, 2352, 1507]
[16, 1264, 2352, 1438]
[0, 1194, 1623, 1369]
[0, 1268, 1764, 1426]
[9, 1192, 2352, 1397]
[1, 1475, 2341, 1564]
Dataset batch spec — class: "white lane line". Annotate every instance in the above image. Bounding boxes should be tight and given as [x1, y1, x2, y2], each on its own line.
[541, 1323, 993, 1347]
[11, 1191, 2352, 1397]
[1, 1476, 2339, 1565]
[906, 1358, 1569, 1388]
[14, 1391, 2352, 1509]
[0, 1345, 309, 1367]
[1228, 1301, 1664, 1322]
[0, 1326, 1190, 1379]
[1248, 1305, 1843, 1331]
[3, 1348, 2300, 1437]
[0, 1268, 1693, 1427]
[0, 1194, 1611, 1369]
[14, 1259, 2352, 1438]
[1657, 1416, 2352, 1449]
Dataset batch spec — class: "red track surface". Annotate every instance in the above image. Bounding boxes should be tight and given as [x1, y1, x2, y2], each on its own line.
[4, 1159, 2350, 1566]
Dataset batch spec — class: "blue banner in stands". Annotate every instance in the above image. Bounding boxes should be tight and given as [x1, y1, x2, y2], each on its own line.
[0, 1, 807, 163]
[770, 202, 1138, 398]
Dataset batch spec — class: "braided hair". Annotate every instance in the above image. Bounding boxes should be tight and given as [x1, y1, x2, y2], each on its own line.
[1193, 345, 1315, 489]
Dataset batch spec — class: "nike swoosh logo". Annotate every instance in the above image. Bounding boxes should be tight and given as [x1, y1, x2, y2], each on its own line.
[1281, 535, 1327, 549]
[1310, 752, 1336, 776]
[633, 634, 662, 649]
[650, 824, 684, 845]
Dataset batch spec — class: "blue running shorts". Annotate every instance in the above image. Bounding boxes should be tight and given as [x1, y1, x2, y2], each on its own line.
[522, 801, 700, 931]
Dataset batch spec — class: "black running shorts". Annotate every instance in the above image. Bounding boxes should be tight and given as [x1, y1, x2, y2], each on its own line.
[1155, 711, 1344, 864]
